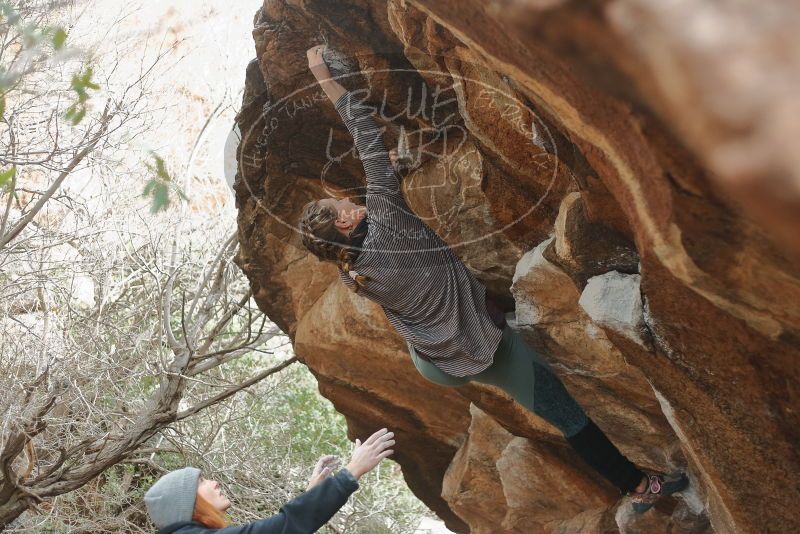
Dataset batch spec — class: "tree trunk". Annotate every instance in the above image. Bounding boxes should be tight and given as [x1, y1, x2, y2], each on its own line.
[0, 490, 32, 529]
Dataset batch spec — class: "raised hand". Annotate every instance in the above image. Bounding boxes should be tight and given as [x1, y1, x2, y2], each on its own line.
[345, 428, 395, 479]
[306, 454, 339, 491]
[306, 45, 328, 71]
[306, 44, 346, 102]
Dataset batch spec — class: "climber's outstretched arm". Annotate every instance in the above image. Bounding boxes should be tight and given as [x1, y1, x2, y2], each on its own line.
[307, 45, 347, 104]
[307, 45, 400, 199]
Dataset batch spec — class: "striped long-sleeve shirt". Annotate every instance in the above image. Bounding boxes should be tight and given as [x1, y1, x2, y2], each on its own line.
[333, 89, 503, 377]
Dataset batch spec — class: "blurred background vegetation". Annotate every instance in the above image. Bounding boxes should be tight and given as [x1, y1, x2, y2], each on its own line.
[0, 1, 438, 532]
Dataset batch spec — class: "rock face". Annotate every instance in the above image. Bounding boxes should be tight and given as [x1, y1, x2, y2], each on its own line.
[233, 1, 800, 532]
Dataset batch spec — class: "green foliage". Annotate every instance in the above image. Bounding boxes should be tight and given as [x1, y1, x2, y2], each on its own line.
[0, 5, 68, 64]
[0, 1, 88, 125]
[0, 166, 15, 190]
[139, 374, 158, 394]
[143, 152, 188, 213]
[0, 2, 21, 25]
[0, 3, 67, 51]
[142, 178, 170, 213]
[34, 462, 163, 532]
[52, 27, 67, 50]
[64, 67, 99, 125]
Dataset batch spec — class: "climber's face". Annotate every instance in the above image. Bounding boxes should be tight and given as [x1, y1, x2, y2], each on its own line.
[318, 197, 366, 237]
[197, 474, 231, 512]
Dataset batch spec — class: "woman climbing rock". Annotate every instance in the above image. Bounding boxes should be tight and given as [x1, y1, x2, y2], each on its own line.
[143, 428, 395, 533]
[299, 44, 688, 513]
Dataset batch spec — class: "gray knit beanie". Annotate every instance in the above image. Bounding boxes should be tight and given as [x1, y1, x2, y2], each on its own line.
[144, 467, 201, 528]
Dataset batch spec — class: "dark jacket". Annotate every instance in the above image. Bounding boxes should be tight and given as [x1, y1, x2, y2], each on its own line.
[156, 469, 359, 534]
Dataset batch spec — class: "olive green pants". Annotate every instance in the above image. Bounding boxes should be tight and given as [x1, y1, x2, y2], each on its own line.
[409, 326, 589, 437]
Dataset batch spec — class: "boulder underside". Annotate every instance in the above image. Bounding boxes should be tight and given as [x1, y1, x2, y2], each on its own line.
[234, 1, 800, 532]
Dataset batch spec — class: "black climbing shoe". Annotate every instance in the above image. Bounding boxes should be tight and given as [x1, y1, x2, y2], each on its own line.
[629, 472, 689, 514]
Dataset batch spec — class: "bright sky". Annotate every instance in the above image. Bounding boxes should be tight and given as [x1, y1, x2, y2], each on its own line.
[66, 0, 259, 221]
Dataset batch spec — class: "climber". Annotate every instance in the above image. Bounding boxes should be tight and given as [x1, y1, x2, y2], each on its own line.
[299, 44, 688, 513]
[143, 427, 394, 533]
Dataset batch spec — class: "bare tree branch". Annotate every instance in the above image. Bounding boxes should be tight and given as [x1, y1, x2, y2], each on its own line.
[0, 102, 114, 250]
[175, 357, 298, 421]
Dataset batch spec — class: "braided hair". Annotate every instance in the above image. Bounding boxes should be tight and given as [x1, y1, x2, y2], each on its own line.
[299, 200, 369, 292]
